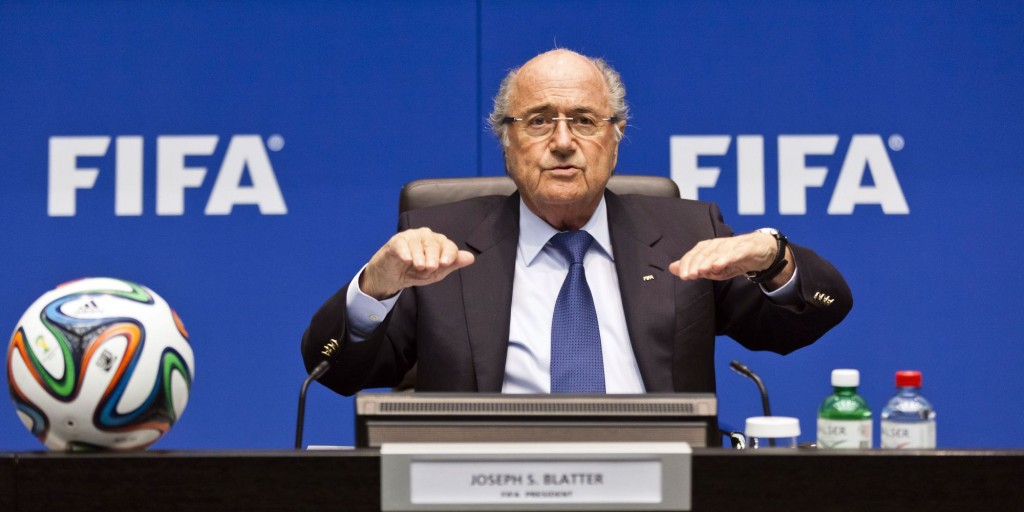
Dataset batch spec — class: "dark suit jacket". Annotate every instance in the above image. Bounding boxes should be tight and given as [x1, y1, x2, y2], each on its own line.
[302, 190, 852, 396]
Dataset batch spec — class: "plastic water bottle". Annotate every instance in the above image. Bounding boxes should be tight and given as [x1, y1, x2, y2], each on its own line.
[817, 369, 872, 449]
[880, 370, 936, 449]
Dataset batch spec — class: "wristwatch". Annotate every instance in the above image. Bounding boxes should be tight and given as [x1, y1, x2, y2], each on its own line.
[745, 228, 788, 283]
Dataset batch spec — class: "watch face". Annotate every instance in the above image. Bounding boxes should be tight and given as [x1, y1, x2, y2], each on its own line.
[757, 227, 780, 236]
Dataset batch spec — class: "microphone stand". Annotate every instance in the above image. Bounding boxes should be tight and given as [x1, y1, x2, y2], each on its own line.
[730, 360, 772, 416]
[729, 360, 773, 447]
[295, 361, 330, 449]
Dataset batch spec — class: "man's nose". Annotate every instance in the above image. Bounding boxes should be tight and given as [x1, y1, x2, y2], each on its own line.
[548, 119, 576, 153]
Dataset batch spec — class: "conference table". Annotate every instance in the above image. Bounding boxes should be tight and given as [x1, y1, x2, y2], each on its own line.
[1, 448, 1021, 511]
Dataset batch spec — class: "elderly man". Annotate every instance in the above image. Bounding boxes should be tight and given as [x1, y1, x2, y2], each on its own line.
[302, 49, 851, 395]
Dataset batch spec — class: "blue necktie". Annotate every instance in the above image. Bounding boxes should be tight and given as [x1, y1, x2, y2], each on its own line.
[549, 230, 605, 393]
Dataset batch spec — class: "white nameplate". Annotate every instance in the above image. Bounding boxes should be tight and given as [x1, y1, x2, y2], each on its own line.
[380, 442, 691, 511]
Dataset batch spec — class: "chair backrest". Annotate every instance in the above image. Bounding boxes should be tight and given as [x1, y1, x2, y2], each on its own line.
[390, 174, 679, 392]
[399, 174, 679, 213]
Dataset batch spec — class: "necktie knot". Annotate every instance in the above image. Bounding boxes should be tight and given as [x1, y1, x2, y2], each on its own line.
[550, 230, 595, 266]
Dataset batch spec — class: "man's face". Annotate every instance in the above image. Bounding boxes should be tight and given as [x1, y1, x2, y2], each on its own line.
[504, 51, 623, 225]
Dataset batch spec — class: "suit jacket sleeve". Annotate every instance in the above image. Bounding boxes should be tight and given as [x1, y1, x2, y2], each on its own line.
[300, 212, 420, 396]
[704, 202, 852, 354]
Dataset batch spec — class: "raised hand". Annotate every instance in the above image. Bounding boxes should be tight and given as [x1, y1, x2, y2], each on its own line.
[669, 231, 794, 289]
[359, 228, 475, 300]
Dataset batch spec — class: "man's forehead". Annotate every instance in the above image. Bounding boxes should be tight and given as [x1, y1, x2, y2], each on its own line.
[510, 52, 610, 112]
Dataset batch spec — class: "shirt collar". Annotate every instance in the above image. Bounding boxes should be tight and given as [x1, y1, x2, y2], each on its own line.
[518, 195, 614, 266]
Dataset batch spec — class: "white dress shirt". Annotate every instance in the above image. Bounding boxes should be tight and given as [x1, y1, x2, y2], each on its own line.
[502, 198, 644, 393]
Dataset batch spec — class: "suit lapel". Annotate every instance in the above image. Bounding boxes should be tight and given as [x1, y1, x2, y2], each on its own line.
[460, 193, 520, 391]
[606, 192, 677, 392]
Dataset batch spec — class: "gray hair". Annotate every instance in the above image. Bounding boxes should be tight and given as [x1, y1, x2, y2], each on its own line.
[488, 53, 630, 146]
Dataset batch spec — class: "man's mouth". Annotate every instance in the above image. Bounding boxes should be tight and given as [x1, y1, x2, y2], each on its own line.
[544, 166, 581, 174]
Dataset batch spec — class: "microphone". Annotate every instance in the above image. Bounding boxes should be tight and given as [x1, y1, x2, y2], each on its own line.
[729, 360, 772, 417]
[294, 360, 331, 449]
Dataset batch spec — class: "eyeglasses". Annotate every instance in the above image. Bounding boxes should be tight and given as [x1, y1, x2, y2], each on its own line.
[503, 113, 619, 139]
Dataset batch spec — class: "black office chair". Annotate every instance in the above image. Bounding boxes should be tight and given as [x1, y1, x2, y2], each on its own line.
[399, 174, 680, 212]
[392, 174, 680, 391]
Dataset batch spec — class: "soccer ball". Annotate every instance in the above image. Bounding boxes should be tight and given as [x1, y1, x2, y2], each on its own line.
[6, 277, 194, 451]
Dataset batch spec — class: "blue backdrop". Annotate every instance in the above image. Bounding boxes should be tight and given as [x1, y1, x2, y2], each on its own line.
[2, 1, 1022, 450]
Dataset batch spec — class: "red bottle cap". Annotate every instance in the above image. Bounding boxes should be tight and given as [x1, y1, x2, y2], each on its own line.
[895, 370, 922, 388]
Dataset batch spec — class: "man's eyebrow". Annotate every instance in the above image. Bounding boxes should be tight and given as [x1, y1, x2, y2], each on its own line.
[520, 104, 601, 115]
[568, 106, 600, 115]
[521, 104, 554, 115]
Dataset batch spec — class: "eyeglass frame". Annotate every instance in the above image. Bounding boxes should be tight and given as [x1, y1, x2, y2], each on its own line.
[502, 113, 621, 139]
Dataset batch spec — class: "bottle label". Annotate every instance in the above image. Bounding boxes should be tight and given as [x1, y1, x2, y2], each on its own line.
[817, 418, 872, 449]
[881, 420, 936, 449]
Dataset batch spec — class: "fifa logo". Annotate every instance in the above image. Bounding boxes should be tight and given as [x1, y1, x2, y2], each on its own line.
[33, 335, 56, 362]
[48, 135, 287, 216]
[670, 134, 909, 215]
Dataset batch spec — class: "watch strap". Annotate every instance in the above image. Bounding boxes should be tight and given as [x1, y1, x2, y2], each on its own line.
[746, 229, 788, 284]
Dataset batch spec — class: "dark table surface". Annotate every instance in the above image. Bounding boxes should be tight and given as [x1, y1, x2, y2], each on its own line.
[1, 448, 1022, 511]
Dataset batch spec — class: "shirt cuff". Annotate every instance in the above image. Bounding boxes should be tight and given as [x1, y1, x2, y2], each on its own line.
[761, 264, 800, 305]
[345, 265, 402, 342]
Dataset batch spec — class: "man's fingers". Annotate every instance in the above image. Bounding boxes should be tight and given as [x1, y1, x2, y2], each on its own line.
[420, 235, 440, 269]
[672, 234, 772, 282]
[405, 234, 427, 269]
[390, 235, 413, 265]
[451, 250, 475, 270]
[392, 228, 445, 271]
[439, 239, 459, 266]
[674, 240, 715, 280]
[388, 230, 474, 286]
[402, 250, 475, 285]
